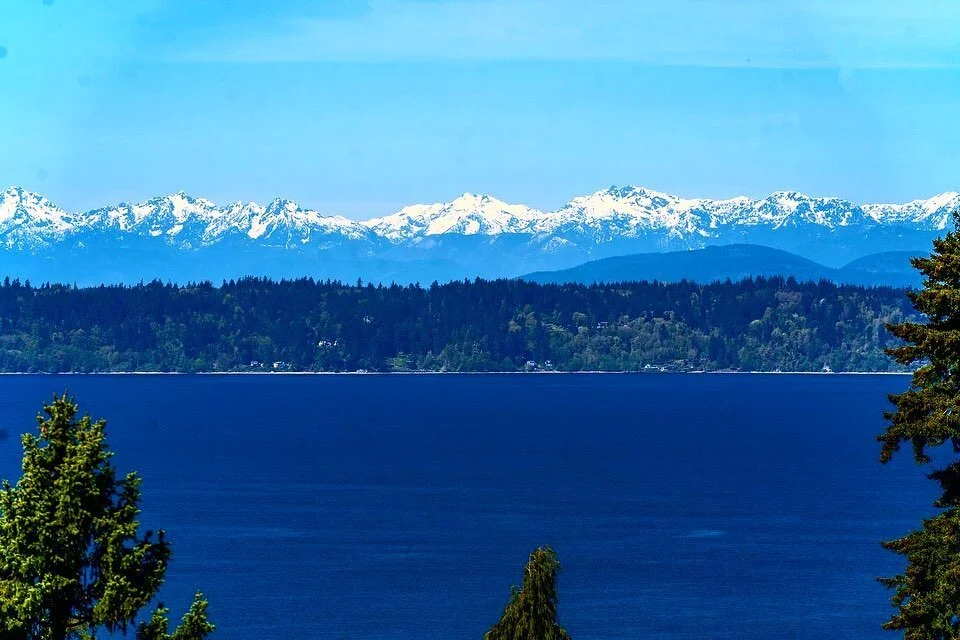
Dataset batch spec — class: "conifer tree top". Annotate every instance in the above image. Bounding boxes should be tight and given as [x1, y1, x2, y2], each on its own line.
[0, 394, 213, 640]
[485, 546, 571, 640]
[878, 211, 960, 637]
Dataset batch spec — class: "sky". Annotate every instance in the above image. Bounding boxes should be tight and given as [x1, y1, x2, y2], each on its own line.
[1, 0, 960, 218]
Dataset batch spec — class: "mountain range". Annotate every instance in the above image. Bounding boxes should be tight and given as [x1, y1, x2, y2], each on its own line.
[0, 185, 953, 284]
[523, 245, 926, 289]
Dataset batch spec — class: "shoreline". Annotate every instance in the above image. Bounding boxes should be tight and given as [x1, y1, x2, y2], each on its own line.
[0, 370, 912, 376]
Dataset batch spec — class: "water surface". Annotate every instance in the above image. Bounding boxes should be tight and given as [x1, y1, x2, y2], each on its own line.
[0, 374, 930, 639]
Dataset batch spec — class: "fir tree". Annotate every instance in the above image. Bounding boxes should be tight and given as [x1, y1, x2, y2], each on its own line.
[136, 595, 215, 640]
[484, 546, 571, 640]
[0, 394, 214, 640]
[879, 212, 960, 638]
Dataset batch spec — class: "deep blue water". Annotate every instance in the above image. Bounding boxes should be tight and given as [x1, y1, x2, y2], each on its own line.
[0, 374, 936, 639]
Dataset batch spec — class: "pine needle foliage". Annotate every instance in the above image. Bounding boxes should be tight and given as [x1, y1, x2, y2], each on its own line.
[136, 593, 215, 640]
[879, 211, 960, 638]
[484, 546, 571, 640]
[0, 394, 214, 640]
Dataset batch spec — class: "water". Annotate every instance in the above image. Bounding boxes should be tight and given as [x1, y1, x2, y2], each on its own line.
[0, 374, 935, 639]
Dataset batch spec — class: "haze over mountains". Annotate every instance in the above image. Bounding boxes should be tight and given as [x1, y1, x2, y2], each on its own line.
[0, 185, 952, 285]
[524, 245, 926, 289]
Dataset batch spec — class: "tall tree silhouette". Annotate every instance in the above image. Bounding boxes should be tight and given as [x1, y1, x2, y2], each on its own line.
[879, 212, 960, 638]
[485, 546, 571, 640]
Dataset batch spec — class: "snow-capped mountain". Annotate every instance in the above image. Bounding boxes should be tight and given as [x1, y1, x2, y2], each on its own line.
[0, 187, 78, 249]
[364, 193, 545, 240]
[535, 186, 725, 242]
[862, 192, 960, 228]
[713, 191, 869, 229]
[531, 187, 954, 240]
[0, 185, 956, 285]
[80, 192, 227, 247]
[366, 186, 959, 246]
[238, 198, 370, 246]
[77, 192, 370, 249]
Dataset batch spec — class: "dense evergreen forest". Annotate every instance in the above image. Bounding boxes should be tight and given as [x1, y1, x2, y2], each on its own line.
[0, 276, 917, 373]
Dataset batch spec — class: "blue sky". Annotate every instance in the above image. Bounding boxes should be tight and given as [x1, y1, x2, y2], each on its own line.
[2, 0, 960, 217]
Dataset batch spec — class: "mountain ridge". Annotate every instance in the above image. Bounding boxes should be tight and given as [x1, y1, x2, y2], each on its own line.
[522, 245, 927, 288]
[0, 185, 954, 284]
[4, 185, 958, 247]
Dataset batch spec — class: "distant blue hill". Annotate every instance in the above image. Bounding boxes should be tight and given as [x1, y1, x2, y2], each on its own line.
[521, 244, 927, 288]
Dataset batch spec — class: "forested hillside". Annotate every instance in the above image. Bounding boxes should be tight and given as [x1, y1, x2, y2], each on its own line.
[0, 276, 916, 373]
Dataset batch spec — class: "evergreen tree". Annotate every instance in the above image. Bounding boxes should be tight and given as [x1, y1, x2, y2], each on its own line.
[136, 595, 215, 640]
[484, 546, 571, 640]
[0, 394, 213, 640]
[879, 212, 960, 638]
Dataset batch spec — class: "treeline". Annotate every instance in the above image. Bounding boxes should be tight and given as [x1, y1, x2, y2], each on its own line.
[0, 275, 916, 373]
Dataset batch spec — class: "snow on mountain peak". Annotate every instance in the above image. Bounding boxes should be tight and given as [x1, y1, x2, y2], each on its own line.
[862, 192, 960, 230]
[364, 193, 546, 240]
[526, 185, 955, 244]
[542, 185, 707, 240]
[0, 187, 77, 248]
[68, 191, 369, 248]
[1, 185, 958, 253]
[743, 192, 865, 229]
[239, 197, 368, 244]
